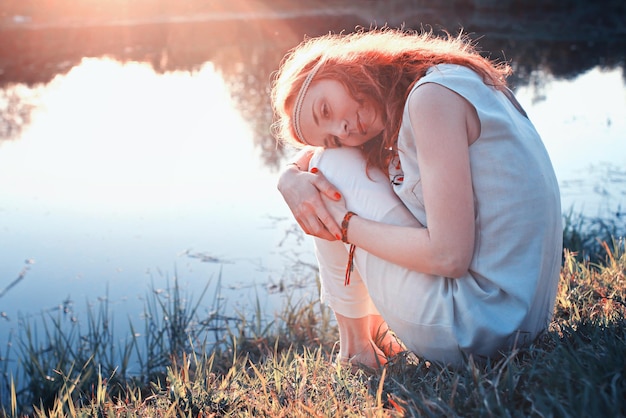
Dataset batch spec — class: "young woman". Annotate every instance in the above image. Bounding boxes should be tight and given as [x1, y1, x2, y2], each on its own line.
[271, 29, 562, 368]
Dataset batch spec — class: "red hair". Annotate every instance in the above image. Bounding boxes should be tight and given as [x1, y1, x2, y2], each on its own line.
[271, 28, 511, 173]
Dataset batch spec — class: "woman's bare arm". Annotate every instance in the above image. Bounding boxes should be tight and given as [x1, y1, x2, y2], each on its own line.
[324, 83, 477, 278]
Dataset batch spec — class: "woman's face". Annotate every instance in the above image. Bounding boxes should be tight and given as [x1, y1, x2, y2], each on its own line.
[296, 79, 384, 147]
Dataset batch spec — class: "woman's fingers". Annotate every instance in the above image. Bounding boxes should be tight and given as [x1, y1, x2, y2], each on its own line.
[309, 169, 343, 238]
[277, 166, 343, 240]
[310, 168, 342, 201]
[296, 200, 339, 241]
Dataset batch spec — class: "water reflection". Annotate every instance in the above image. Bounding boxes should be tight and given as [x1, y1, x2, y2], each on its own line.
[514, 67, 626, 217]
[2, 59, 256, 210]
[2, 5, 625, 168]
[0, 55, 315, 342]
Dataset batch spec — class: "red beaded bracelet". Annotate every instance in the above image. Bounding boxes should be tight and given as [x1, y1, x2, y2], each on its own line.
[341, 211, 357, 243]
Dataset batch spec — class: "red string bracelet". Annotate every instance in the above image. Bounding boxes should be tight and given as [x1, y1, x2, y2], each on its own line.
[345, 244, 356, 286]
[341, 211, 357, 286]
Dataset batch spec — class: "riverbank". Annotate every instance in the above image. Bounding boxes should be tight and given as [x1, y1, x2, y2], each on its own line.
[2, 237, 625, 416]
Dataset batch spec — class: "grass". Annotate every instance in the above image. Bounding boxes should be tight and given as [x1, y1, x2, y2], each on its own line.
[1, 233, 625, 417]
[562, 205, 625, 264]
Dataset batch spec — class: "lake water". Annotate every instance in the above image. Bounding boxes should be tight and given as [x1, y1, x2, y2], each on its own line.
[1, 4, 625, 369]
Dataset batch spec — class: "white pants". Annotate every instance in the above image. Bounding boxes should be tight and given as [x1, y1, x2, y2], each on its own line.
[310, 147, 421, 318]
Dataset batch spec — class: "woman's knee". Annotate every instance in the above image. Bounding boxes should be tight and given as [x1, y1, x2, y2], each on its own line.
[310, 148, 407, 222]
[309, 147, 370, 187]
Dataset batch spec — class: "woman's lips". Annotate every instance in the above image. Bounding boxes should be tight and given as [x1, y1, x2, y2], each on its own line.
[357, 112, 366, 135]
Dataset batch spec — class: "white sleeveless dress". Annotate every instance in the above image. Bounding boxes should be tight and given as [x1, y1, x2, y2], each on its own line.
[310, 64, 562, 365]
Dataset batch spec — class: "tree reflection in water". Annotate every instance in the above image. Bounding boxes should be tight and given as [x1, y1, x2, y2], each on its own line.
[0, 1, 625, 169]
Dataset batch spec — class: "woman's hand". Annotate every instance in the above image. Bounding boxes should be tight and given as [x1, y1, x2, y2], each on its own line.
[320, 188, 348, 229]
[277, 165, 343, 241]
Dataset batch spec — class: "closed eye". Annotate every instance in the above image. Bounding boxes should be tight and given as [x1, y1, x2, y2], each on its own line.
[322, 103, 329, 118]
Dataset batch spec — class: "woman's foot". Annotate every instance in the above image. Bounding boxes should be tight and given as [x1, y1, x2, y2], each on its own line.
[369, 315, 404, 358]
[339, 339, 388, 371]
[334, 313, 404, 371]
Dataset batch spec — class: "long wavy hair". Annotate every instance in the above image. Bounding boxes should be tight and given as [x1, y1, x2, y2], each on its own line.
[270, 28, 512, 173]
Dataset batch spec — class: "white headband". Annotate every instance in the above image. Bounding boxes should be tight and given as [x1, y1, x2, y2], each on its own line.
[292, 59, 324, 144]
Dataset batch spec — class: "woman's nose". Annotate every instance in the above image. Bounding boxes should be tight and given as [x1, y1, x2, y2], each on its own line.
[333, 120, 350, 139]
